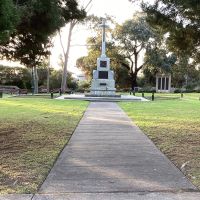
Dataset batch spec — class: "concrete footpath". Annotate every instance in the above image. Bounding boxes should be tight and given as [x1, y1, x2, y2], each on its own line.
[1, 102, 199, 200]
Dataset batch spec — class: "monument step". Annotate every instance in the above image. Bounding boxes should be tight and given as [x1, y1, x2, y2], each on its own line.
[85, 94, 121, 98]
[61, 94, 146, 102]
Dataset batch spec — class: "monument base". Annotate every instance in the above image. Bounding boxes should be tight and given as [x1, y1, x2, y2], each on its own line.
[90, 79, 117, 97]
[86, 94, 121, 98]
[90, 89, 117, 97]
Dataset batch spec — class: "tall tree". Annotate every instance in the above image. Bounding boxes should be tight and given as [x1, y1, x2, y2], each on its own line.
[113, 13, 155, 89]
[59, 0, 92, 93]
[0, 0, 85, 93]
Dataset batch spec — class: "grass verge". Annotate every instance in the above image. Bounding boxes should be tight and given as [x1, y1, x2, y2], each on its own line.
[119, 94, 200, 189]
[0, 98, 88, 194]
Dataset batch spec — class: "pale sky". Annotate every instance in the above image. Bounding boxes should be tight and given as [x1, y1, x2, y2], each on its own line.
[0, 0, 143, 75]
[51, 0, 142, 75]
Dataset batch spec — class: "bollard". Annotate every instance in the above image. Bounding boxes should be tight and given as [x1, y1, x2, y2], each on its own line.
[51, 92, 54, 99]
[31, 86, 34, 95]
[152, 93, 155, 101]
[133, 92, 135, 96]
[181, 93, 183, 98]
[59, 89, 62, 96]
[142, 92, 144, 98]
[0, 92, 2, 98]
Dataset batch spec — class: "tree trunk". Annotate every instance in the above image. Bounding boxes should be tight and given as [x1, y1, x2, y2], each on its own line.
[131, 51, 138, 90]
[47, 60, 50, 93]
[61, 22, 74, 93]
[47, 67, 50, 93]
[60, 0, 93, 93]
[129, 57, 138, 91]
[131, 72, 138, 90]
[33, 66, 38, 94]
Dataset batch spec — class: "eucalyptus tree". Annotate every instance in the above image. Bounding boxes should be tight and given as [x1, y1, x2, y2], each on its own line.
[59, 0, 92, 93]
[113, 13, 156, 89]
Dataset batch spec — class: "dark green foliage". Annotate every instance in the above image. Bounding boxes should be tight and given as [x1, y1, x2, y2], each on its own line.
[143, 49, 200, 89]
[0, 0, 86, 93]
[0, 0, 86, 67]
[143, 0, 200, 58]
[0, 0, 19, 43]
[60, 0, 86, 21]
[77, 80, 90, 92]
[49, 69, 77, 90]
[0, 65, 77, 90]
[172, 57, 200, 88]
[0, 65, 31, 89]
[145, 47, 177, 72]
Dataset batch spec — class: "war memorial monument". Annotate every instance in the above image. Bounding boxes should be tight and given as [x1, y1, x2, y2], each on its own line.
[88, 19, 118, 97]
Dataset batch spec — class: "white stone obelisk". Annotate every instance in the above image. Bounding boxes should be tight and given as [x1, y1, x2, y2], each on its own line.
[100, 19, 108, 58]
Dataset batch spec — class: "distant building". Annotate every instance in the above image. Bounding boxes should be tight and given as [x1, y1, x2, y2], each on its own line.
[77, 74, 86, 82]
[156, 73, 172, 93]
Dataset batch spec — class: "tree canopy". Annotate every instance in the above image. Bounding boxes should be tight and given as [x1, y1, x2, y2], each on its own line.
[142, 0, 200, 59]
[0, 65, 77, 90]
[0, 0, 86, 67]
[113, 13, 156, 89]
[0, 0, 19, 43]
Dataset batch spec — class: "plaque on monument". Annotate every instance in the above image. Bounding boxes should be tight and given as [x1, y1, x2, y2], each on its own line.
[100, 61, 107, 68]
[99, 71, 108, 79]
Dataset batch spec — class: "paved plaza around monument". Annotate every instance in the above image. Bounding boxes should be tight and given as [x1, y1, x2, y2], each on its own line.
[1, 102, 200, 200]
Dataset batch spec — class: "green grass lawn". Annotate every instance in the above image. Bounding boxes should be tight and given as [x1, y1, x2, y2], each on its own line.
[119, 94, 200, 189]
[0, 98, 88, 194]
